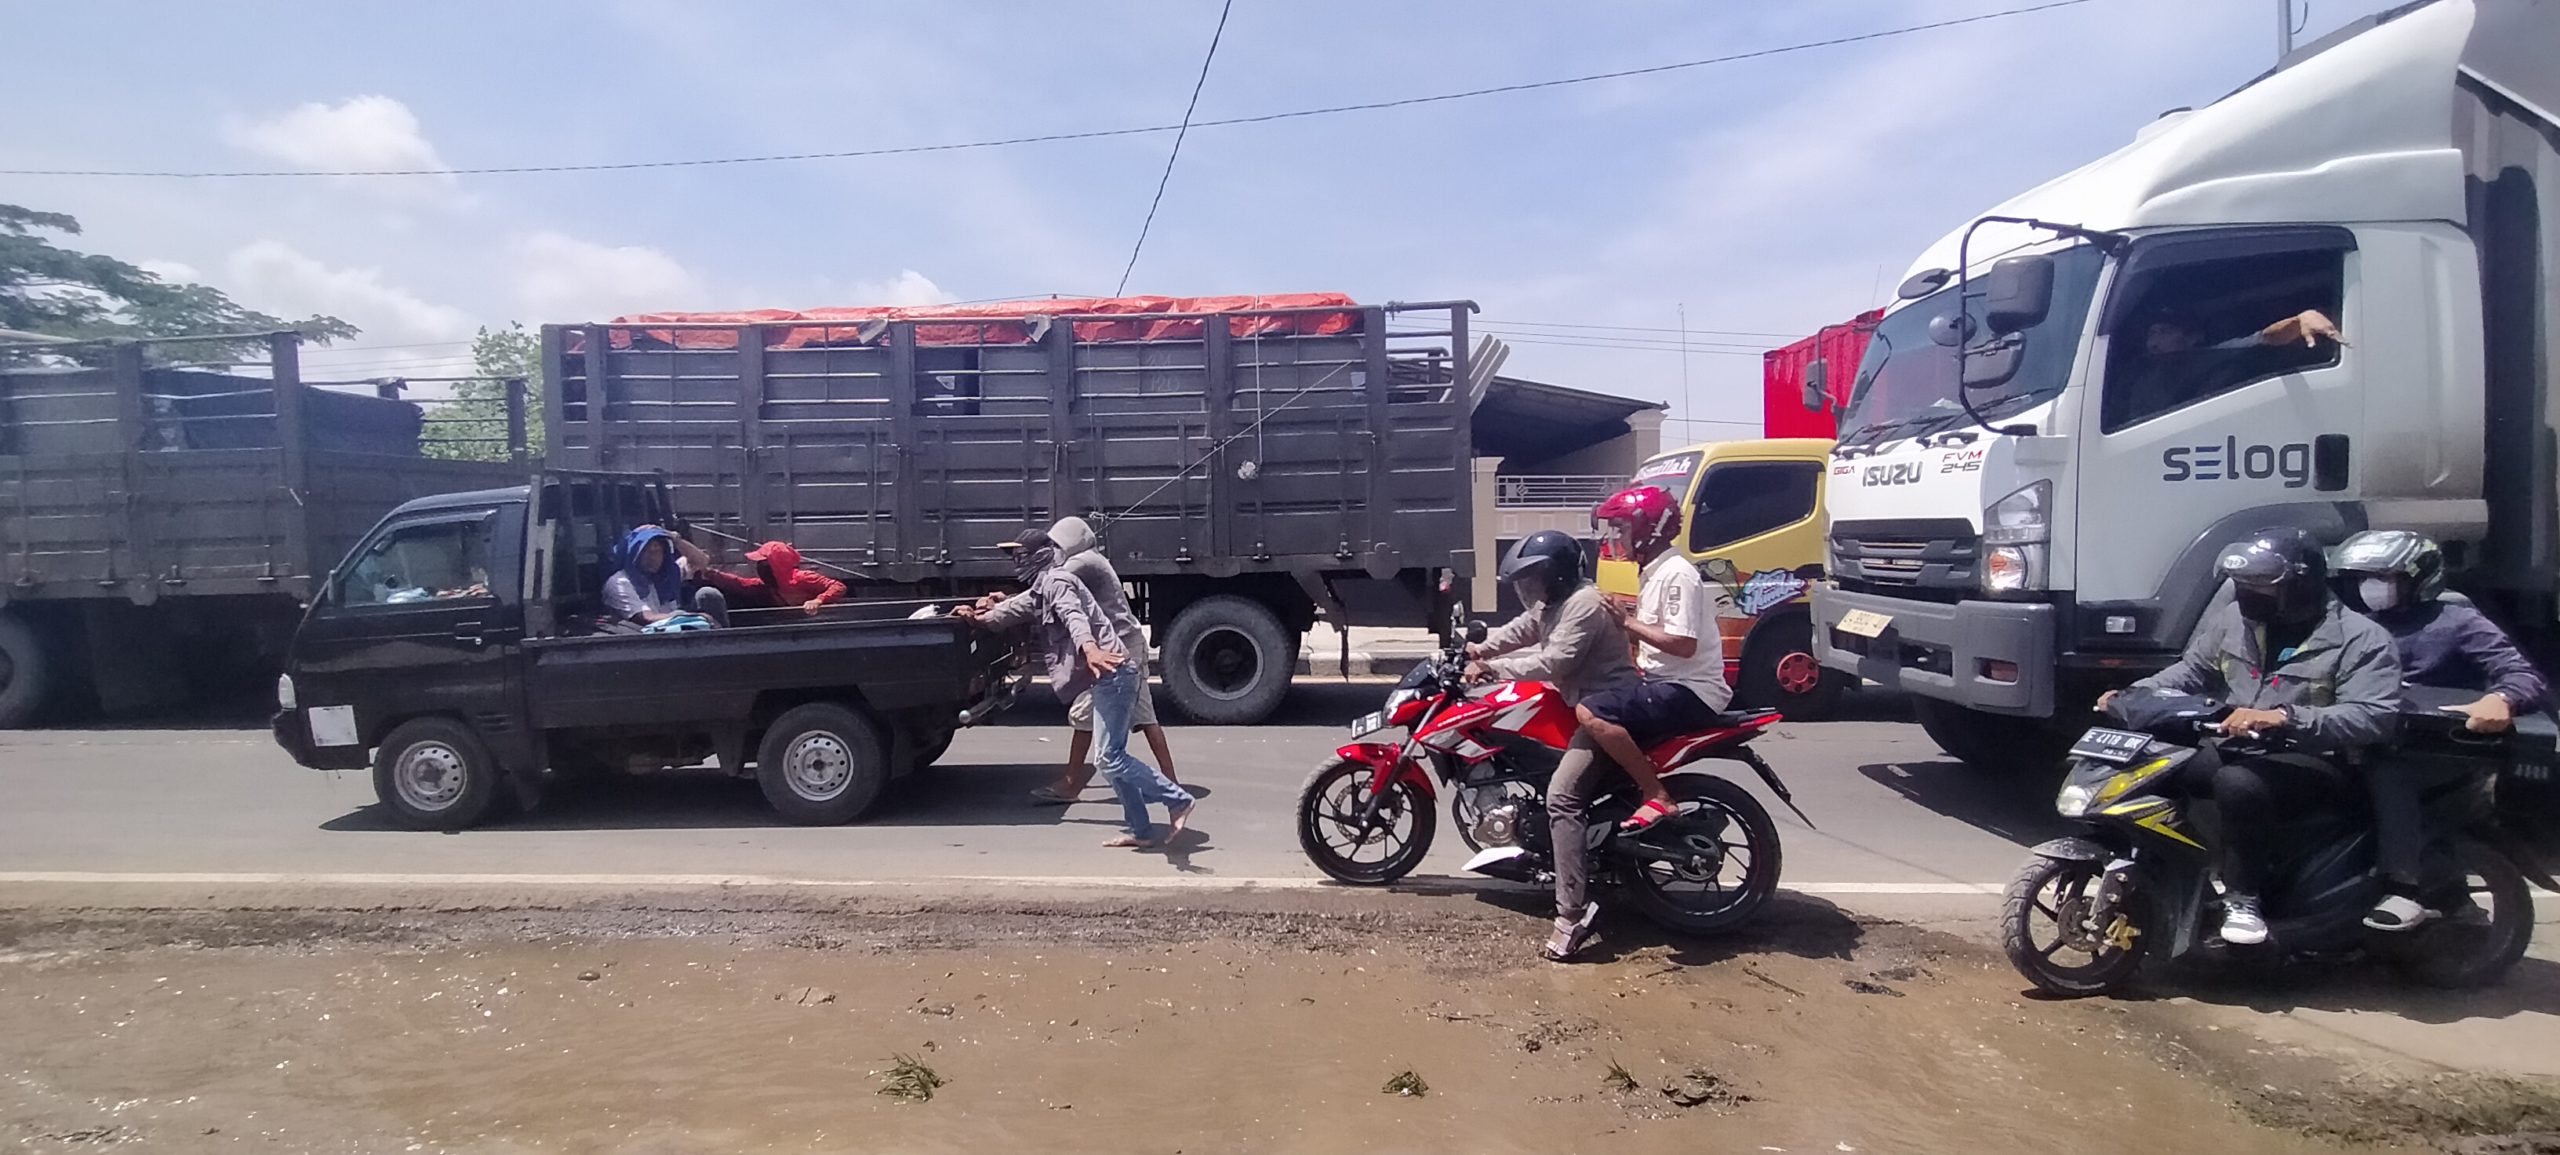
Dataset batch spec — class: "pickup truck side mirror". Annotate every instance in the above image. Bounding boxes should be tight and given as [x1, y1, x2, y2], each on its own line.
[1800, 359, 1829, 414]
[1464, 620, 1489, 645]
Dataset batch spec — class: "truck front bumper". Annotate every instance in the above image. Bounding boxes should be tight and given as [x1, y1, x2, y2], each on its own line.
[1810, 585, 2055, 717]
[272, 710, 368, 771]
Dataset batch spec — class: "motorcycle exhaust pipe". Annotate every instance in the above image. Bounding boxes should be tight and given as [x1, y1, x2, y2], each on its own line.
[1462, 846, 1544, 884]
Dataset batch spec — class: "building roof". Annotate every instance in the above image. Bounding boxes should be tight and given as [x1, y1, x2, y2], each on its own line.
[1472, 374, 1664, 461]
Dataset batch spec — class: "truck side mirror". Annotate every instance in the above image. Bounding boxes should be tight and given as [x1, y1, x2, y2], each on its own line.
[1464, 620, 1489, 645]
[1800, 359, 1829, 413]
[1960, 334, 2024, 390]
[1982, 254, 2056, 334]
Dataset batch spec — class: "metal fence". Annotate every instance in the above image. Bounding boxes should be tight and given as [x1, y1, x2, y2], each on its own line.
[1493, 474, 1620, 509]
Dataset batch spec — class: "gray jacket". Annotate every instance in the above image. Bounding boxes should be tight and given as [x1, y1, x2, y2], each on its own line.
[1478, 586, 1641, 703]
[980, 566, 1124, 703]
[1050, 516, 1146, 656]
[2133, 601, 2403, 752]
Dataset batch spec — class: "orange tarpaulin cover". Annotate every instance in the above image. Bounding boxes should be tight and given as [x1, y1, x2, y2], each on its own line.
[591, 293, 1363, 351]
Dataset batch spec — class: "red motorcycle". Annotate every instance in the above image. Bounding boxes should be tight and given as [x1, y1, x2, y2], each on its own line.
[1295, 623, 1807, 934]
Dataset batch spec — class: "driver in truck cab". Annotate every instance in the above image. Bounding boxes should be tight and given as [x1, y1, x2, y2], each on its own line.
[1464, 530, 1639, 962]
[2332, 530, 2553, 932]
[2101, 528, 2403, 947]
[2116, 306, 2344, 424]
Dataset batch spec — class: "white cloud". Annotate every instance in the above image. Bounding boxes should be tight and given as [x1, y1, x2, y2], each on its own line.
[845, 270, 951, 307]
[224, 240, 474, 345]
[136, 259, 203, 284]
[511, 231, 706, 321]
[222, 95, 448, 174]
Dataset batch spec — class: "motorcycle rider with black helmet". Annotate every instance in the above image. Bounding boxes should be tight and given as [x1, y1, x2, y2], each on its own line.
[2332, 529, 2552, 930]
[1465, 529, 1641, 961]
[2101, 528, 2403, 946]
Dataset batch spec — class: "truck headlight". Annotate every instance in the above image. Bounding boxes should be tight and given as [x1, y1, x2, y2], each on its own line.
[1983, 479, 2050, 546]
[276, 673, 298, 710]
[1982, 480, 2050, 593]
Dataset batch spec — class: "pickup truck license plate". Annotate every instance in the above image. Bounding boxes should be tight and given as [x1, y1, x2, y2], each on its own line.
[1836, 609, 1893, 639]
[2069, 727, 2151, 764]
[1348, 711, 1388, 737]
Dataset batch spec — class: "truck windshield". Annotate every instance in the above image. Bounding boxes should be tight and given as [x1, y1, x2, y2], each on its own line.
[1836, 243, 2104, 444]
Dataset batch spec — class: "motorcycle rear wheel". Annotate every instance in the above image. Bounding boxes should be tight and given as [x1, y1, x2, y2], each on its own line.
[1297, 758, 1436, 885]
[2002, 855, 2151, 997]
[1620, 774, 1782, 934]
[2374, 839, 2534, 989]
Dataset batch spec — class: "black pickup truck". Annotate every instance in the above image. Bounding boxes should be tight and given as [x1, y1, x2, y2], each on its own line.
[271, 469, 1015, 829]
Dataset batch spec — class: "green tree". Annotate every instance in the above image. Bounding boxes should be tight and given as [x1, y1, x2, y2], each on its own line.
[422, 322, 545, 462]
[0, 203, 355, 362]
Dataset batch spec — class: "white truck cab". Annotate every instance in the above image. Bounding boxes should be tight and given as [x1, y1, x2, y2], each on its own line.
[1809, 0, 2557, 770]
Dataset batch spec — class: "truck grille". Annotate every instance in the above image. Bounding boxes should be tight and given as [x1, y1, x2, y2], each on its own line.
[1831, 518, 1979, 594]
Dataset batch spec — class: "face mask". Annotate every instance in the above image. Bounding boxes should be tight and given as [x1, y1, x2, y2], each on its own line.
[2358, 577, 2401, 613]
[1012, 546, 1055, 584]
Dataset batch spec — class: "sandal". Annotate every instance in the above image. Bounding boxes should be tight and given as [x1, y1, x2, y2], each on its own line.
[1619, 798, 1678, 832]
[1028, 786, 1079, 805]
[2364, 892, 2437, 932]
[1541, 902, 1600, 962]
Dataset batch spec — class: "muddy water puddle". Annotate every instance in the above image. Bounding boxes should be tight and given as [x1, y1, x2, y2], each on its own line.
[0, 927, 2366, 1154]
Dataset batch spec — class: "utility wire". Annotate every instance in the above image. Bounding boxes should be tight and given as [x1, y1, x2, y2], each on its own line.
[2, 0, 2090, 180]
[1116, 0, 1234, 295]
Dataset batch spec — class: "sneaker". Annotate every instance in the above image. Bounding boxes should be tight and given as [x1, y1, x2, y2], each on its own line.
[2364, 892, 2437, 932]
[1542, 901, 1600, 962]
[2220, 895, 2269, 946]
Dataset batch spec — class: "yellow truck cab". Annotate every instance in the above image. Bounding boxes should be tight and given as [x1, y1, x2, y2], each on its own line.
[1600, 437, 1847, 720]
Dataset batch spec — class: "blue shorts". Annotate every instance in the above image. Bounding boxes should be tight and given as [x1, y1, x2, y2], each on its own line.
[1580, 680, 1720, 744]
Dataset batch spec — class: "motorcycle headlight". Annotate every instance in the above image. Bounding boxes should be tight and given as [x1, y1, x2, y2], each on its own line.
[2055, 783, 2095, 818]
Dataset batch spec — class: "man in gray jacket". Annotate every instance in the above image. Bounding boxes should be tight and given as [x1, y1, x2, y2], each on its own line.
[1465, 530, 1640, 961]
[2107, 528, 2403, 945]
[1016, 516, 1179, 804]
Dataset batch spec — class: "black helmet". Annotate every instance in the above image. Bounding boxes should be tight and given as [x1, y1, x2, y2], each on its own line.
[1498, 530, 1586, 606]
[2332, 529, 2445, 606]
[2216, 527, 2328, 625]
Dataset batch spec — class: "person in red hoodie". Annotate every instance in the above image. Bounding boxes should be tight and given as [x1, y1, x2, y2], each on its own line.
[696, 541, 847, 616]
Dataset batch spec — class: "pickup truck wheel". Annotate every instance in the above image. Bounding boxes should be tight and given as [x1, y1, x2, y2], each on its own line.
[1737, 614, 1846, 722]
[1911, 698, 2076, 776]
[373, 717, 502, 831]
[0, 614, 55, 729]
[1161, 596, 1292, 725]
[756, 703, 890, 824]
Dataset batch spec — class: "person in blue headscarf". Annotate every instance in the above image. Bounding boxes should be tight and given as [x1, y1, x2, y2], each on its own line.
[603, 525, 728, 626]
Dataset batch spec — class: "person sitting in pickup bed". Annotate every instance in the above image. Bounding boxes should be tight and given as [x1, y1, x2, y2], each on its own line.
[695, 540, 847, 618]
[603, 525, 730, 628]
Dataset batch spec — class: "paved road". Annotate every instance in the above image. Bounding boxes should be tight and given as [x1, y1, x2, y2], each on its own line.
[8, 683, 2560, 1077]
[0, 687, 2035, 891]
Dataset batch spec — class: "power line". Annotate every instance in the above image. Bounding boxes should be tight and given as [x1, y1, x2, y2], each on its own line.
[1476, 317, 1801, 340]
[1116, 0, 1235, 296]
[1, 1, 2091, 180]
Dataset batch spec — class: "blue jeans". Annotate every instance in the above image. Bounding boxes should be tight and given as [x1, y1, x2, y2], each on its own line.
[1089, 663, 1191, 839]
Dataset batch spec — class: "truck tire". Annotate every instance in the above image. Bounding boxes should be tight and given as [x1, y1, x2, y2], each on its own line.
[1910, 698, 2076, 776]
[0, 613, 55, 729]
[755, 702, 891, 824]
[1737, 614, 1846, 722]
[372, 716, 504, 831]
[1160, 596, 1293, 725]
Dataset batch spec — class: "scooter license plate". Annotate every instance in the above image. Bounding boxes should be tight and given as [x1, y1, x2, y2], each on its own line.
[1348, 711, 1389, 737]
[2069, 727, 2150, 764]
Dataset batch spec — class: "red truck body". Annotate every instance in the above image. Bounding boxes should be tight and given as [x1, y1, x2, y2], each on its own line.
[1761, 310, 1880, 439]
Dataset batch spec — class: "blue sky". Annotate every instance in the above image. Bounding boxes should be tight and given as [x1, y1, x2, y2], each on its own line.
[0, 0, 2399, 443]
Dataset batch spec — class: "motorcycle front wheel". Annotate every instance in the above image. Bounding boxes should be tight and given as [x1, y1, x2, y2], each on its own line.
[2002, 854, 2151, 997]
[1297, 758, 1436, 885]
[1620, 774, 1783, 934]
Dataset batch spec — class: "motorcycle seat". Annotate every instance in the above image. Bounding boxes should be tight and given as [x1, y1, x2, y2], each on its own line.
[1704, 708, 1785, 729]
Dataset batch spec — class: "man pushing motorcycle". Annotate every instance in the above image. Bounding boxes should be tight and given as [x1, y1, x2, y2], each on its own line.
[2099, 528, 2404, 946]
[1465, 529, 1641, 961]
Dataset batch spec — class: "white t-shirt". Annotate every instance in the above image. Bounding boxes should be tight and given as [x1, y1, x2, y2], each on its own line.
[1636, 553, 1733, 710]
[603, 557, 692, 619]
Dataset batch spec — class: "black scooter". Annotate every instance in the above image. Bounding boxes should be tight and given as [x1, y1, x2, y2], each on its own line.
[2001, 686, 2545, 997]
